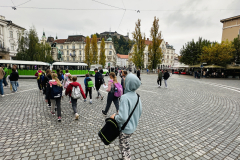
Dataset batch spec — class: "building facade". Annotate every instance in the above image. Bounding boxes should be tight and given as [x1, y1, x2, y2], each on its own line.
[0, 15, 25, 60]
[221, 15, 240, 42]
[43, 34, 117, 68]
[116, 54, 128, 67]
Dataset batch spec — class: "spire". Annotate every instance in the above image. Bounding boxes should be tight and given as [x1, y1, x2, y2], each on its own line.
[56, 34, 58, 40]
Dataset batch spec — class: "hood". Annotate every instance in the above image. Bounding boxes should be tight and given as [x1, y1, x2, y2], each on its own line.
[70, 82, 79, 87]
[124, 73, 141, 93]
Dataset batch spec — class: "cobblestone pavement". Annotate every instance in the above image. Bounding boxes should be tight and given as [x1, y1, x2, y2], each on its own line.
[0, 74, 240, 160]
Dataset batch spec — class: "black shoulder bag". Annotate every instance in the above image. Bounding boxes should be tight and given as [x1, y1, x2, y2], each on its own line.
[98, 93, 140, 145]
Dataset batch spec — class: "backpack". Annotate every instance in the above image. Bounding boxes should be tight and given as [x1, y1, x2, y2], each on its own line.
[37, 72, 42, 80]
[64, 80, 71, 89]
[49, 81, 62, 99]
[71, 85, 81, 99]
[86, 78, 94, 88]
[109, 80, 123, 98]
[40, 74, 44, 84]
[64, 73, 70, 81]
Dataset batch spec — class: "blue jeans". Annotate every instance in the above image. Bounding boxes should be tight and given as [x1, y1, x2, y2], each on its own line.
[3, 77, 8, 86]
[0, 79, 4, 95]
[11, 81, 18, 92]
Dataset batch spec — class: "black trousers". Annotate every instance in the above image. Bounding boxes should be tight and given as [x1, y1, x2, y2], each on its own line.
[157, 79, 162, 86]
[85, 87, 92, 99]
[37, 79, 42, 90]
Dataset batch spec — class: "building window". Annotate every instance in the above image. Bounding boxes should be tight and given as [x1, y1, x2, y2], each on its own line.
[167, 55, 169, 59]
[11, 45, 14, 51]
[67, 57, 69, 61]
[79, 50, 81, 55]
[60, 45, 63, 49]
[10, 31, 13, 38]
[110, 45, 112, 49]
[109, 51, 112, 55]
[80, 57, 81, 61]
[79, 45, 81, 49]
[0, 40, 2, 48]
[73, 57, 75, 61]
[73, 51, 75, 55]
[67, 45, 68, 49]
[72, 45, 75, 49]
[67, 51, 69, 55]
[171, 56, 173, 59]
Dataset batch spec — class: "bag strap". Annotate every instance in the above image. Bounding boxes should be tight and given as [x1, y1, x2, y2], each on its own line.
[120, 93, 140, 131]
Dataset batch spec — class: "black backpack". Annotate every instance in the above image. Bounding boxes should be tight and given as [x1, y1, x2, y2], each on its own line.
[98, 74, 104, 84]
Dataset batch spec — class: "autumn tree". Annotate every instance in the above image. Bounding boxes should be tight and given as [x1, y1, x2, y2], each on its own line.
[148, 16, 163, 69]
[91, 34, 98, 64]
[199, 40, 235, 66]
[84, 36, 92, 68]
[179, 37, 211, 65]
[131, 19, 146, 69]
[99, 38, 106, 67]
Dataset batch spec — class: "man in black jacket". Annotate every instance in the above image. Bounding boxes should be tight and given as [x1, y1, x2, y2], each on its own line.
[94, 68, 104, 100]
[163, 70, 170, 88]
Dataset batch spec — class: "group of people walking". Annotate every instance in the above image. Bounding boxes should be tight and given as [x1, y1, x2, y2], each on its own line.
[35, 67, 142, 160]
[157, 69, 170, 88]
[0, 65, 19, 97]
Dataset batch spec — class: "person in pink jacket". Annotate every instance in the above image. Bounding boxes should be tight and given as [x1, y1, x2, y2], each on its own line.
[102, 72, 119, 116]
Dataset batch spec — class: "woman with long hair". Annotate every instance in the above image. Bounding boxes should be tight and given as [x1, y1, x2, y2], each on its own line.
[102, 72, 119, 116]
[45, 73, 63, 121]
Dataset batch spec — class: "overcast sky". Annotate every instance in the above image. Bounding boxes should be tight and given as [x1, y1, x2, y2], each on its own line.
[1, 0, 240, 54]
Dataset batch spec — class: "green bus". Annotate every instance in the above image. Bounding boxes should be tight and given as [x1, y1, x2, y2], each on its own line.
[52, 62, 88, 75]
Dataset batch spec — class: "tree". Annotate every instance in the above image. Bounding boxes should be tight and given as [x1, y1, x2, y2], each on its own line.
[131, 19, 146, 69]
[84, 36, 92, 68]
[99, 38, 106, 67]
[232, 35, 240, 63]
[179, 37, 211, 65]
[148, 16, 163, 69]
[16, 26, 53, 63]
[199, 40, 234, 66]
[91, 34, 98, 64]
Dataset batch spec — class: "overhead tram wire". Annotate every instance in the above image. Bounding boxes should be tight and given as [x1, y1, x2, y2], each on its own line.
[0, 6, 123, 10]
[16, 0, 33, 7]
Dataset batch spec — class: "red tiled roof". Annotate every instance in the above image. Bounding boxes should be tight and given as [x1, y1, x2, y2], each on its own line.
[53, 39, 67, 44]
[144, 39, 163, 45]
[117, 54, 128, 59]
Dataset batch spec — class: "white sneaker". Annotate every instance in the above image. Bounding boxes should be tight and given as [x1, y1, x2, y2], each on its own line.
[84, 99, 86, 102]
[158, 85, 160, 88]
[90, 99, 92, 104]
[1, 95, 4, 97]
[75, 113, 79, 120]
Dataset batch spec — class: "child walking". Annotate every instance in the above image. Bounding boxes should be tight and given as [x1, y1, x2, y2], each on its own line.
[84, 74, 94, 104]
[65, 76, 86, 120]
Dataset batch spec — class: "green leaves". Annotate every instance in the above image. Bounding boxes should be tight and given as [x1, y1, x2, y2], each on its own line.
[99, 38, 106, 67]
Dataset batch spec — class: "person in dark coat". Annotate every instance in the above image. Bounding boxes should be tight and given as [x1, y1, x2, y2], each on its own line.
[94, 68, 104, 100]
[9, 68, 19, 92]
[163, 70, 170, 88]
[137, 69, 141, 81]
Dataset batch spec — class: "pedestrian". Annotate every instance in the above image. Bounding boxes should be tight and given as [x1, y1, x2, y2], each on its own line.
[179, 70, 181, 76]
[137, 68, 141, 81]
[9, 68, 19, 93]
[45, 73, 63, 121]
[43, 69, 52, 107]
[65, 76, 86, 120]
[94, 68, 104, 100]
[163, 70, 170, 88]
[110, 73, 142, 160]
[84, 74, 94, 104]
[194, 71, 197, 78]
[41, 71, 46, 94]
[57, 69, 64, 84]
[121, 70, 128, 94]
[35, 68, 43, 91]
[0, 67, 5, 97]
[203, 71, 206, 78]
[147, 68, 149, 74]
[2, 65, 8, 87]
[115, 68, 118, 76]
[157, 69, 163, 88]
[102, 72, 120, 116]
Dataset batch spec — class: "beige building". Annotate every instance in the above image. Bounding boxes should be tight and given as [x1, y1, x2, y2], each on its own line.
[43, 34, 117, 68]
[221, 15, 240, 42]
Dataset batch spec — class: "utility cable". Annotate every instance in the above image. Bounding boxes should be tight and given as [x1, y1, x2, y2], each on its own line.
[16, 0, 32, 7]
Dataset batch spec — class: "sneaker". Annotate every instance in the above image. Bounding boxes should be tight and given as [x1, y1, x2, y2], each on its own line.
[1, 95, 4, 97]
[51, 111, 55, 116]
[75, 113, 79, 120]
[89, 99, 92, 104]
[102, 110, 107, 116]
[84, 99, 86, 102]
[58, 117, 61, 121]
[158, 85, 160, 88]
[101, 96, 104, 100]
